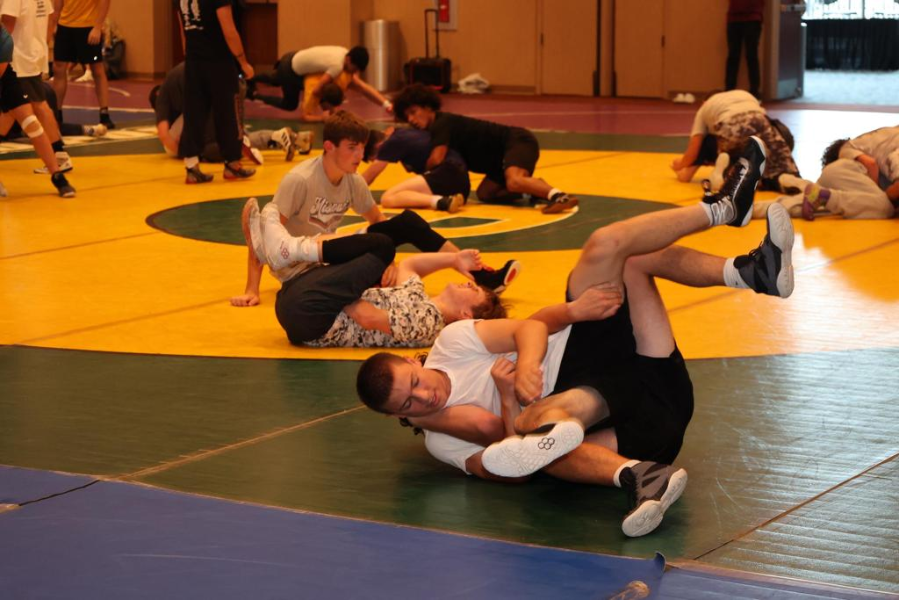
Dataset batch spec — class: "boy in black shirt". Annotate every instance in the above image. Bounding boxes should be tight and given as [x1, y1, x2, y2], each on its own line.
[393, 84, 578, 214]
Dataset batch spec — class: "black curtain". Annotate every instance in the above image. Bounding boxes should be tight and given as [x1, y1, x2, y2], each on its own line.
[805, 19, 899, 70]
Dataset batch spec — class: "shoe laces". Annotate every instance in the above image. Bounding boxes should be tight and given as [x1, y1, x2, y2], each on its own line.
[718, 158, 749, 203]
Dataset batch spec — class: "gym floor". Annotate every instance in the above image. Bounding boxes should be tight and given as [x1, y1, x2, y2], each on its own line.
[0, 81, 897, 599]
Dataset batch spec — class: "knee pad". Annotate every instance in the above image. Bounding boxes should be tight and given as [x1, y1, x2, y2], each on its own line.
[21, 115, 44, 139]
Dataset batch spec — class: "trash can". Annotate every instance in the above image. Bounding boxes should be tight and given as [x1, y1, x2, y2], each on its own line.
[361, 20, 400, 92]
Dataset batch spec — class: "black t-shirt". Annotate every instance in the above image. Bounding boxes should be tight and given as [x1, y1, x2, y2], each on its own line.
[154, 62, 185, 123]
[179, 0, 232, 61]
[428, 112, 510, 175]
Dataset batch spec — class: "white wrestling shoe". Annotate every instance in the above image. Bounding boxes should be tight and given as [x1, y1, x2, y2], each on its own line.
[481, 420, 584, 478]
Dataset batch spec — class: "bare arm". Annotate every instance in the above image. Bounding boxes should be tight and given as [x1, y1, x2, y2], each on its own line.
[361, 160, 389, 185]
[350, 73, 392, 111]
[473, 319, 548, 405]
[425, 145, 448, 170]
[407, 404, 505, 447]
[230, 248, 265, 307]
[155, 120, 179, 155]
[671, 133, 704, 181]
[216, 5, 253, 79]
[310, 72, 335, 99]
[342, 300, 391, 334]
[395, 249, 482, 285]
[86, 0, 109, 45]
[528, 284, 623, 333]
[360, 204, 387, 225]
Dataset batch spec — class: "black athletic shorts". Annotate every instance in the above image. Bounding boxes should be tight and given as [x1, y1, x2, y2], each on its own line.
[424, 160, 471, 198]
[484, 127, 540, 185]
[17, 76, 48, 102]
[0, 66, 31, 113]
[54, 24, 103, 64]
[275, 253, 387, 344]
[551, 293, 694, 465]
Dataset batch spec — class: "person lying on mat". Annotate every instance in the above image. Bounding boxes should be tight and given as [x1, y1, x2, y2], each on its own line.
[356, 138, 794, 537]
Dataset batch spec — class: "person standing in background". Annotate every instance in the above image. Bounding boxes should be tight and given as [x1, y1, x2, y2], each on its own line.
[176, 0, 255, 184]
[725, 0, 764, 99]
[50, 0, 114, 129]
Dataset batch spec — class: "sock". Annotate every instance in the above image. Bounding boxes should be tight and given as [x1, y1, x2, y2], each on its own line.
[548, 188, 563, 200]
[52, 140, 65, 153]
[805, 183, 831, 209]
[613, 460, 640, 488]
[723, 257, 750, 289]
[184, 156, 199, 169]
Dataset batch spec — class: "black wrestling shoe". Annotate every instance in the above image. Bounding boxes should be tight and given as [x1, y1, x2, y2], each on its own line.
[435, 193, 464, 213]
[99, 112, 116, 130]
[735, 202, 794, 298]
[185, 165, 213, 184]
[51, 172, 76, 198]
[620, 461, 688, 537]
[472, 259, 521, 293]
[702, 136, 766, 227]
[224, 163, 256, 180]
[542, 192, 579, 214]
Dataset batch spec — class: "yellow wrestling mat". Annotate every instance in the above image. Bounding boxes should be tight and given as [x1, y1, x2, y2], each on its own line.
[1, 149, 896, 361]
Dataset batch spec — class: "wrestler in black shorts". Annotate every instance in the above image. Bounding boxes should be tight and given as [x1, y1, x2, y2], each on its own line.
[552, 291, 695, 465]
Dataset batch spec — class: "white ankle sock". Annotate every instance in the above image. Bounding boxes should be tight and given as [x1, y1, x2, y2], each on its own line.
[613, 459, 640, 488]
[723, 257, 749, 289]
[549, 188, 563, 200]
[184, 156, 199, 169]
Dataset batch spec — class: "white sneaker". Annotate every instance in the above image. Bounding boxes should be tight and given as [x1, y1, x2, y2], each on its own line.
[296, 130, 312, 155]
[33, 152, 73, 174]
[83, 123, 108, 137]
[673, 93, 686, 103]
[481, 420, 584, 478]
[272, 127, 296, 161]
[242, 135, 264, 165]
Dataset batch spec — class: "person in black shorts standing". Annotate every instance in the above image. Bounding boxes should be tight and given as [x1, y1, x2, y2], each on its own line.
[392, 84, 578, 214]
[50, 0, 114, 129]
[356, 138, 795, 537]
[176, 0, 254, 184]
[0, 24, 75, 197]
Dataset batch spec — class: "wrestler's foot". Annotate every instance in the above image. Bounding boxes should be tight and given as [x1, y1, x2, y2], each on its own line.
[186, 165, 213, 184]
[51, 172, 76, 198]
[620, 462, 688, 537]
[481, 420, 584, 478]
[472, 259, 521, 293]
[224, 162, 256, 181]
[273, 127, 298, 161]
[703, 136, 766, 227]
[435, 193, 464, 213]
[734, 202, 794, 298]
[801, 183, 831, 221]
[242, 135, 264, 165]
[542, 192, 579, 214]
[242, 198, 266, 265]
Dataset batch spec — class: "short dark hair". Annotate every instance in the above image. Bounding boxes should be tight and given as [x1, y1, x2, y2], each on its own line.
[323, 110, 370, 147]
[392, 84, 441, 123]
[319, 83, 345, 111]
[364, 129, 386, 162]
[471, 286, 507, 320]
[348, 46, 369, 71]
[148, 84, 161, 110]
[822, 138, 850, 167]
[357, 352, 407, 413]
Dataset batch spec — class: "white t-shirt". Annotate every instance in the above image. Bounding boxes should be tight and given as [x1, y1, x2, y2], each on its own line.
[270, 156, 375, 283]
[422, 320, 572, 473]
[690, 90, 765, 137]
[840, 125, 899, 184]
[291, 46, 347, 79]
[1, 0, 53, 77]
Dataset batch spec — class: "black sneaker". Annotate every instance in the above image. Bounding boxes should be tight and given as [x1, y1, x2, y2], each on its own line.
[472, 259, 521, 293]
[542, 192, 579, 214]
[99, 112, 116, 130]
[735, 202, 794, 298]
[185, 165, 213, 184]
[435, 193, 464, 213]
[620, 461, 688, 537]
[51, 172, 76, 198]
[702, 136, 766, 227]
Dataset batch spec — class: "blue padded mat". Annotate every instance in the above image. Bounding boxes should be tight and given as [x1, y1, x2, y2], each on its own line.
[0, 465, 95, 505]
[0, 479, 665, 599]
